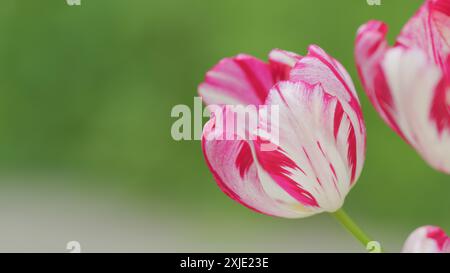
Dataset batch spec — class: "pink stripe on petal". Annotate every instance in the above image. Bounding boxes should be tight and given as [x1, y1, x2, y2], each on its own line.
[333, 103, 344, 139]
[426, 226, 450, 251]
[268, 49, 302, 82]
[199, 54, 275, 106]
[292, 45, 366, 184]
[256, 81, 362, 212]
[305, 46, 356, 100]
[373, 66, 408, 139]
[355, 21, 409, 139]
[202, 107, 315, 218]
[381, 48, 450, 173]
[254, 140, 319, 207]
[292, 45, 362, 116]
[234, 56, 272, 103]
[432, 0, 450, 14]
[199, 50, 304, 107]
[402, 225, 450, 253]
[347, 123, 357, 183]
[430, 55, 450, 134]
[201, 121, 259, 212]
[355, 21, 389, 81]
[235, 141, 254, 178]
[396, 0, 450, 70]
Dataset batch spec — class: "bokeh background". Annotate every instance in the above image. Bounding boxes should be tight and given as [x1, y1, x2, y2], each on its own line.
[0, 0, 447, 252]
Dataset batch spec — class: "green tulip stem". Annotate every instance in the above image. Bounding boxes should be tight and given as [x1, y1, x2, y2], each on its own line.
[332, 209, 380, 252]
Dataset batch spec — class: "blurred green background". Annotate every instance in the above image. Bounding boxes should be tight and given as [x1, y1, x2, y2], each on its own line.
[0, 0, 448, 252]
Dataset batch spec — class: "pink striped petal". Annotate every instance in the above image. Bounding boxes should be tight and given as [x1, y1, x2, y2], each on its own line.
[396, 0, 450, 70]
[199, 50, 301, 107]
[255, 81, 362, 212]
[402, 226, 450, 253]
[290, 45, 366, 182]
[355, 9, 450, 173]
[201, 106, 319, 218]
[430, 55, 450, 135]
[269, 49, 303, 82]
[199, 55, 274, 106]
[355, 21, 407, 138]
[381, 48, 450, 173]
[291, 45, 360, 106]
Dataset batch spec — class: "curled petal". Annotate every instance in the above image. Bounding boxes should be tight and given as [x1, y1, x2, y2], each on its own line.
[255, 81, 362, 212]
[402, 226, 450, 253]
[198, 55, 275, 106]
[199, 50, 301, 107]
[355, 21, 406, 137]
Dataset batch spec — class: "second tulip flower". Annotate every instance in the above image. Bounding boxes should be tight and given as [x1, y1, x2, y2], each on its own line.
[355, 0, 450, 173]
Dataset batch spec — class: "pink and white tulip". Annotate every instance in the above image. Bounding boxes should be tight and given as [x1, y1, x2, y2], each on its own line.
[199, 46, 366, 218]
[402, 226, 450, 253]
[355, 0, 450, 173]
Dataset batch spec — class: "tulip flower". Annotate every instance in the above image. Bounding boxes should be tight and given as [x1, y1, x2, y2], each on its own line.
[355, 0, 450, 173]
[199, 46, 373, 248]
[402, 226, 450, 253]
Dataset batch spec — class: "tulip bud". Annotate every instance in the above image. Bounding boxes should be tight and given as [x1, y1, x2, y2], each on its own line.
[402, 226, 450, 253]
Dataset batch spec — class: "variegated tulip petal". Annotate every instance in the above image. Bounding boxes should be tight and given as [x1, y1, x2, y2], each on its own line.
[430, 55, 450, 135]
[382, 48, 450, 173]
[291, 45, 359, 104]
[290, 45, 366, 182]
[396, 0, 450, 70]
[255, 81, 361, 212]
[402, 226, 450, 253]
[199, 55, 275, 106]
[199, 50, 301, 107]
[355, 21, 406, 137]
[202, 106, 318, 218]
[269, 49, 303, 82]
